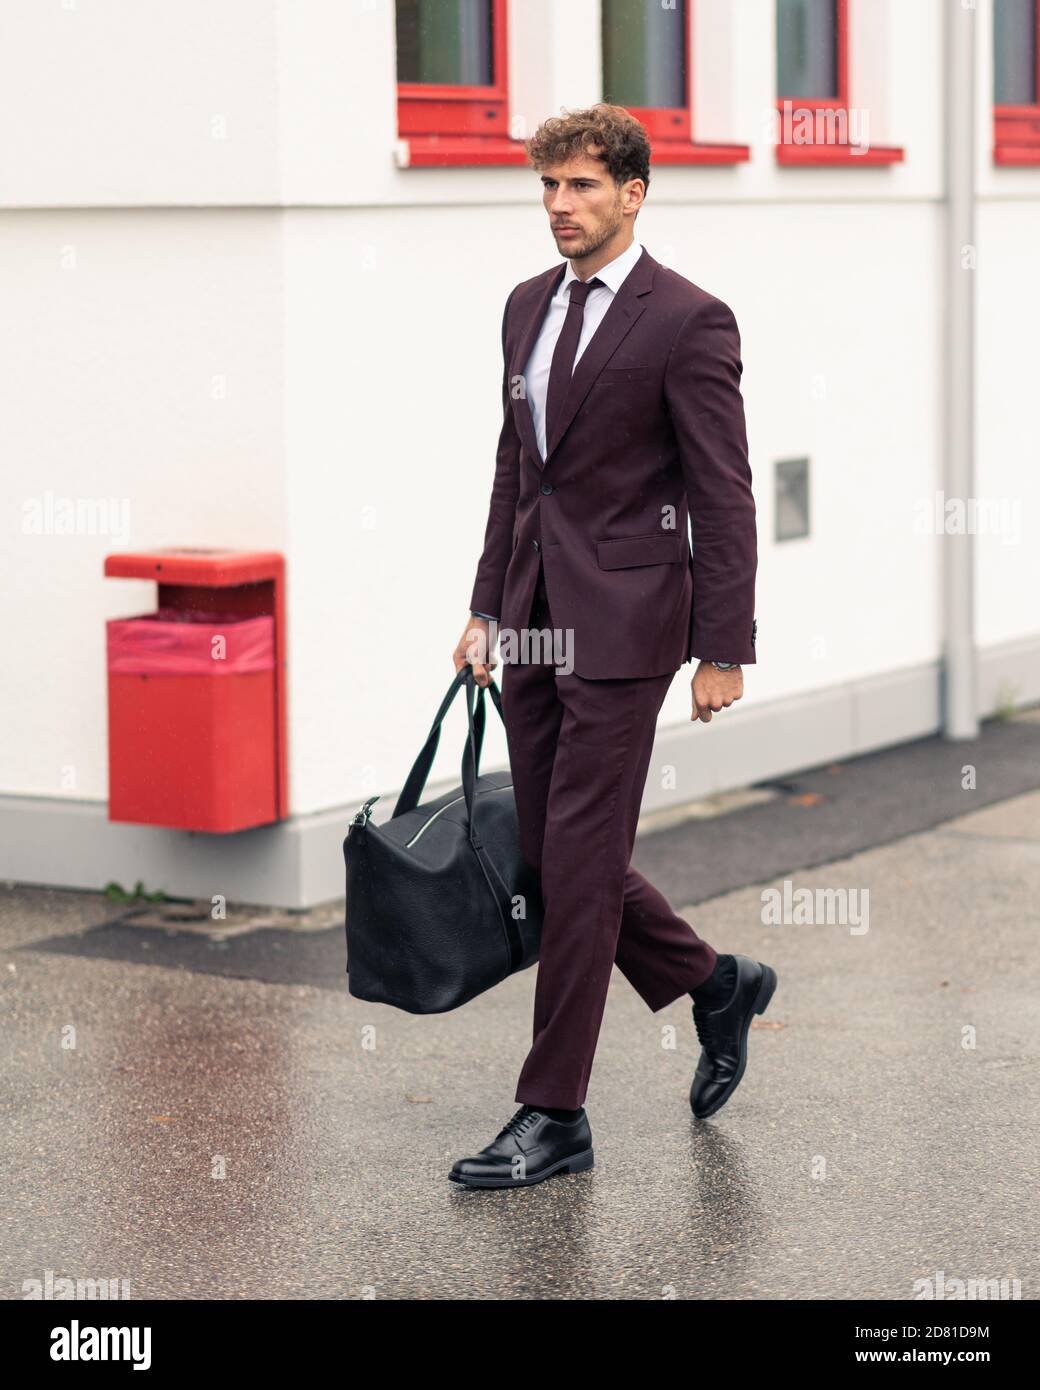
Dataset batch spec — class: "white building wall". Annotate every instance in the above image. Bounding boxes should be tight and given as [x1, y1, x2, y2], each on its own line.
[0, 208, 285, 799]
[973, 4, 1040, 663]
[0, 0, 281, 206]
[975, 201, 1040, 653]
[276, 0, 954, 812]
[0, 0, 1036, 888]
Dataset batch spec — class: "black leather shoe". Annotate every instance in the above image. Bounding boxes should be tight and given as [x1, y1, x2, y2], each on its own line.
[690, 955, 777, 1119]
[448, 1106, 594, 1189]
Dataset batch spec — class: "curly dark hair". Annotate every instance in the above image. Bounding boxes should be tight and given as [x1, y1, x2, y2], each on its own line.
[525, 103, 651, 193]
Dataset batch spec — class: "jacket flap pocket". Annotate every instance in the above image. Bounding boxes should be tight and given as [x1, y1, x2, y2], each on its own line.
[596, 532, 684, 569]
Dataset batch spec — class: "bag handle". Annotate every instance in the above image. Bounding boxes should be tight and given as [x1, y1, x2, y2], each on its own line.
[392, 664, 504, 819]
[459, 673, 524, 970]
[392, 667, 520, 969]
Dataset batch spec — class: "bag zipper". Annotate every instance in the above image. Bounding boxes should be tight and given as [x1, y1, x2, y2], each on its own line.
[403, 782, 513, 849]
[404, 794, 465, 847]
[352, 794, 381, 827]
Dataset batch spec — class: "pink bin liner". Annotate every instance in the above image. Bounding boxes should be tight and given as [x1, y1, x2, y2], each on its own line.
[107, 608, 275, 676]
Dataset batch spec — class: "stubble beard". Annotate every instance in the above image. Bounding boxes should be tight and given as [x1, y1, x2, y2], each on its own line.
[557, 205, 624, 261]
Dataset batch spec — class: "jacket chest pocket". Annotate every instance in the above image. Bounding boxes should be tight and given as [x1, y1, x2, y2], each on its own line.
[596, 366, 652, 385]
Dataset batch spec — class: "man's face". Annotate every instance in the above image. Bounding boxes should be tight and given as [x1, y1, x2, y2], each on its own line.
[540, 151, 639, 259]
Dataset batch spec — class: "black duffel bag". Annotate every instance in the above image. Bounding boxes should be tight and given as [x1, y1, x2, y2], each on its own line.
[343, 663, 542, 1013]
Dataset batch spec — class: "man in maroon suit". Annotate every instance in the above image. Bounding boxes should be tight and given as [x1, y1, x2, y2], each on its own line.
[449, 104, 777, 1190]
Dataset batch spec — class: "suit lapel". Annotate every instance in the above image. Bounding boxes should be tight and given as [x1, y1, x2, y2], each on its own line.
[544, 246, 657, 461]
[509, 265, 565, 467]
[507, 247, 659, 467]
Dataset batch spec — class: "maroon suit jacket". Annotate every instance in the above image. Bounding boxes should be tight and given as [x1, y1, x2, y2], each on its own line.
[469, 245, 757, 680]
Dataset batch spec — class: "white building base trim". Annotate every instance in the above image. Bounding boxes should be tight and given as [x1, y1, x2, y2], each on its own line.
[3, 638, 1038, 910]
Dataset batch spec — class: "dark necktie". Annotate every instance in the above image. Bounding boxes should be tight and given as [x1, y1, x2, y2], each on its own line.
[544, 276, 603, 451]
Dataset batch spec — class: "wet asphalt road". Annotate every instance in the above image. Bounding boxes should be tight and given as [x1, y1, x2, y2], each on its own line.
[1, 712, 1038, 1300]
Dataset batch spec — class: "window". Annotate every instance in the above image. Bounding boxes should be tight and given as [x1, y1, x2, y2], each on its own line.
[603, 0, 687, 139]
[993, 0, 1040, 164]
[775, 0, 903, 165]
[601, 0, 749, 164]
[395, 0, 526, 165]
[778, 0, 842, 99]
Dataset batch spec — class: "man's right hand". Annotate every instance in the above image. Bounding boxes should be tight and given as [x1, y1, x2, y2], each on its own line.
[453, 615, 498, 687]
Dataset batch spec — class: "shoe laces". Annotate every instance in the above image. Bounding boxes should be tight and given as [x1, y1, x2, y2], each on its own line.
[497, 1105, 541, 1140]
[693, 1004, 724, 1051]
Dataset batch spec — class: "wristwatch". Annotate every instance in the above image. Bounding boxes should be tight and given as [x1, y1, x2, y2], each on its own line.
[710, 660, 739, 671]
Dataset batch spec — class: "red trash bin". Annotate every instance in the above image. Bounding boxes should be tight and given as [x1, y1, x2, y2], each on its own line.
[104, 549, 287, 833]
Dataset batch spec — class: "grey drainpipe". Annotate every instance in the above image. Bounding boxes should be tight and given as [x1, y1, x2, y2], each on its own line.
[942, 0, 979, 738]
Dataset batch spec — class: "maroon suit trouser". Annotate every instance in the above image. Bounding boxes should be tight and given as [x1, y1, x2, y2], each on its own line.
[501, 560, 719, 1110]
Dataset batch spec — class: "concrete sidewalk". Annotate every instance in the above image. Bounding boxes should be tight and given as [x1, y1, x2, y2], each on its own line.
[1, 718, 1038, 1299]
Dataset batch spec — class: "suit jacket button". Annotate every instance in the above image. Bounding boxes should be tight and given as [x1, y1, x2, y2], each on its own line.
[540, 483, 553, 495]
[533, 539, 540, 551]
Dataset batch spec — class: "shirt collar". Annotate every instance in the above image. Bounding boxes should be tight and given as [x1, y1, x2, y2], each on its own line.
[559, 240, 644, 298]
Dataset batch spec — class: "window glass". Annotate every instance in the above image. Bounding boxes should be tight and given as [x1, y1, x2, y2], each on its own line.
[994, 0, 1037, 105]
[397, 0, 494, 86]
[777, 0, 837, 99]
[603, 0, 686, 109]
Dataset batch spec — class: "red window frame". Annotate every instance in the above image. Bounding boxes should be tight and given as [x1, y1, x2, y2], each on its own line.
[994, 0, 1040, 165]
[775, 0, 903, 166]
[608, 0, 749, 165]
[395, 0, 526, 166]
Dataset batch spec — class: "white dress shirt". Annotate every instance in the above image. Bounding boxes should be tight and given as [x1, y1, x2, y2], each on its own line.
[469, 239, 645, 623]
[522, 239, 645, 462]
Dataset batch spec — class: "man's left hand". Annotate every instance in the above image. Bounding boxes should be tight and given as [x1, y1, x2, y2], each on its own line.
[691, 661, 743, 723]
